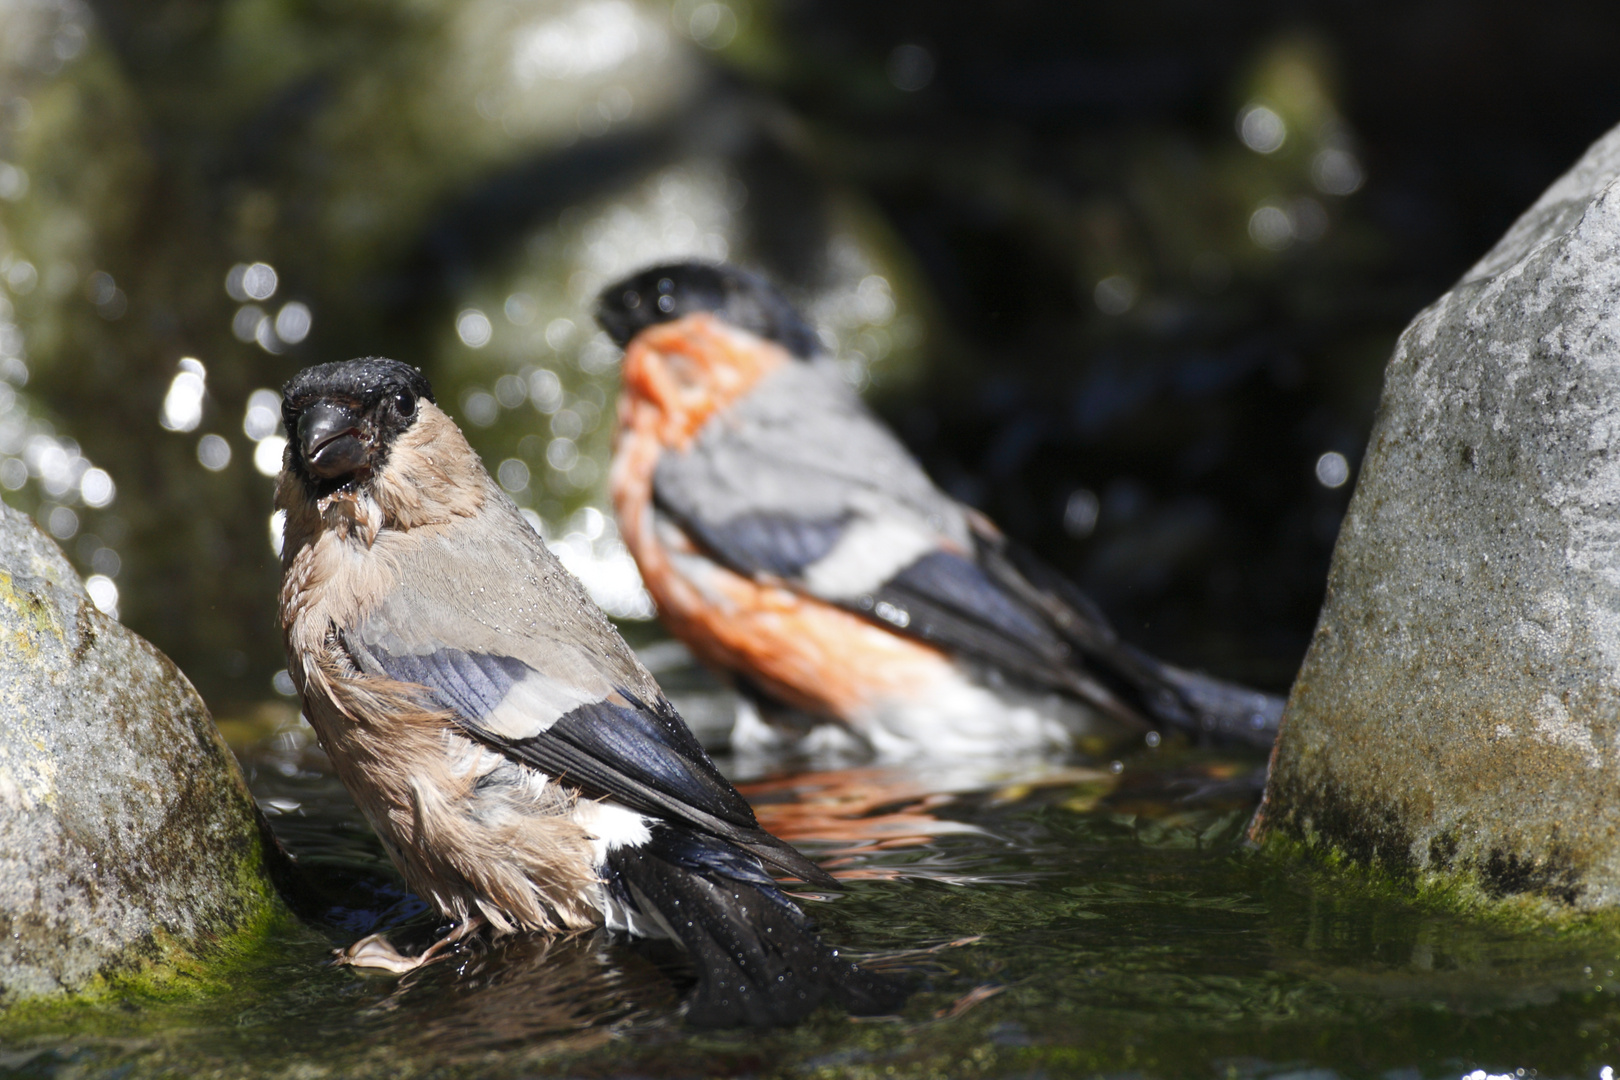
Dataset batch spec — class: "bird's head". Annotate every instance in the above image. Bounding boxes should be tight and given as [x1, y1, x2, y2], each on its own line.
[280, 357, 436, 499]
[597, 263, 820, 448]
[596, 261, 820, 360]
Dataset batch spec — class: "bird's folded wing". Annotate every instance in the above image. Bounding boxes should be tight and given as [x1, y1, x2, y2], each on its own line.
[652, 361, 970, 593]
[651, 361, 1126, 701]
[340, 507, 835, 885]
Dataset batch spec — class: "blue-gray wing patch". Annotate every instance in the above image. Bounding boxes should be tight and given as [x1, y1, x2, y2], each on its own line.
[341, 631, 593, 740]
[362, 646, 530, 723]
[649, 361, 971, 586]
[653, 504, 850, 580]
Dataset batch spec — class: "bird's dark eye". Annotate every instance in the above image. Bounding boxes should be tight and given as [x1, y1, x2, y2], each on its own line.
[394, 389, 417, 418]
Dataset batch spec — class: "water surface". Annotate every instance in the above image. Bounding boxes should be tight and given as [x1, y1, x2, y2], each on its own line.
[5, 669, 1618, 1080]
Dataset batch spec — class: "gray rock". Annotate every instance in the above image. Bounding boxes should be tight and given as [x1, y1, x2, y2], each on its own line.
[0, 501, 280, 1003]
[1254, 125, 1620, 909]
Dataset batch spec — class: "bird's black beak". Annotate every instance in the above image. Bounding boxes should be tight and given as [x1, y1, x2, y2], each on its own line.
[297, 400, 369, 480]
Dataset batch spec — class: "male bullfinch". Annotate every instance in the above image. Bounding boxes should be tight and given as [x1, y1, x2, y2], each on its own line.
[598, 262, 1284, 761]
[276, 357, 901, 1027]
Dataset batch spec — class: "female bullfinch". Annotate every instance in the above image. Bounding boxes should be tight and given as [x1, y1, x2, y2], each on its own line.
[276, 357, 901, 1026]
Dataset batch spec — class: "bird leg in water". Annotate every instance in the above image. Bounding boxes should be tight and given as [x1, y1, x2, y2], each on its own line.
[335, 915, 488, 974]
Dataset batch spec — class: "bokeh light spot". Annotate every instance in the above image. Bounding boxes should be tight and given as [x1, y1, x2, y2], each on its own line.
[497, 458, 531, 492]
[1238, 103, 1287, 153]
[887, 43, 935, 92]
[1248, 204, 1294, 250]
[254, 435, 287, 477]
[1312, 148, 1365, 196]
[1093, 275, 1138, 315]
[160, 361, 207, 432]
[1063, 489, 1100, 538]
[85, 574, 118, 618]
[687, 2, 737, 49]
[462, 390, 499, 427]
[79, 467, 114, 508]
[529, 369, 563, 413]
[275, 301, 312, 345]
[505, 292, 538, 325]
[0, 163, 28, 201]
[243, 389, 282, 441]
[232, 305, 266, 342]
[240, 262, 278, 301]
[547, 437, 579, 471]
[513, 0, 646, 84]
[457, 308, 493, 348]
[495, 373, 528, 408]
[197, 434, 232, 471]
[1316, 451, 1351, 488]
[47, 505, 77, 539]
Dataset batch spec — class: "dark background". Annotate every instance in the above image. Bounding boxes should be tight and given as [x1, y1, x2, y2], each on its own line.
[2, 0, 1617, 710]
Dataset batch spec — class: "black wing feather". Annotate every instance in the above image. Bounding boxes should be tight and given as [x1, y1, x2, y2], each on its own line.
[507, 696, 836, 886]
[874, 550, 1078, 683]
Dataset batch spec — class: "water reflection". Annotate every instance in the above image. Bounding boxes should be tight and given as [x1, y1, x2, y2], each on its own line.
[740, 760, 1113, 883]
[346, 932, 677, 1058]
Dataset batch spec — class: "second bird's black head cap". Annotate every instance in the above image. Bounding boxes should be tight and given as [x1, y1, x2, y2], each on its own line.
[595, 262, 821, 359]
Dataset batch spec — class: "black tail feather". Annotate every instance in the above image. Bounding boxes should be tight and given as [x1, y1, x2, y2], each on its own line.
[606, 826, 905, 1027]
[991, 534, 1284, 748]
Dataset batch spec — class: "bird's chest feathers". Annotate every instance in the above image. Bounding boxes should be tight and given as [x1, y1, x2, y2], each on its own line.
[280, 494, 402, 647]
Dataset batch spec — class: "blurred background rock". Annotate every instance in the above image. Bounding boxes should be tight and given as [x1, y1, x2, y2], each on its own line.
[0, 0, 1614, 716]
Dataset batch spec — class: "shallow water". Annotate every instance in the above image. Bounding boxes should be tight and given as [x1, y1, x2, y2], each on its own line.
[5, 653, 1620, 1080]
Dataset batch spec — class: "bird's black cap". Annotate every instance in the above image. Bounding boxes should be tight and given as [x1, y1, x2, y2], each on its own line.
[281, 357, 434, 418]
[595, 262, 821, 359]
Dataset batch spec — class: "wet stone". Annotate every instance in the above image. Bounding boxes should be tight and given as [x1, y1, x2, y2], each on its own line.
[0, 502, 278, 1003]
[1255, 124, 1620, 910]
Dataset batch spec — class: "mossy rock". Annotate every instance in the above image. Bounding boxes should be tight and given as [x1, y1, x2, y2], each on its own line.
[0, 501, 284, 1005]
[1255, 124, 1620, 911]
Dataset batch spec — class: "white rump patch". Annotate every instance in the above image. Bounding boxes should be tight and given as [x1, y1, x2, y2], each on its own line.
[731, 663, 1103, 763]
[731, 695, 869, 765]
[572, 798, 652, 865]
[576, 799, 664, 936]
